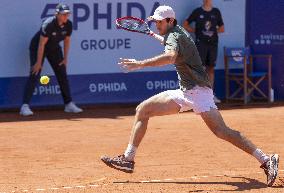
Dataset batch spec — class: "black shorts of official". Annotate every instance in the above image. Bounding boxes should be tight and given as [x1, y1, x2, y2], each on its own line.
[196, 40, 218, 67]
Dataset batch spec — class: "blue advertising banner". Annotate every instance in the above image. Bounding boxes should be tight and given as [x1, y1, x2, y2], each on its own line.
[0, 71, 179, 108]
[246, 0, 284, 100]
[0, 0, 245, 108]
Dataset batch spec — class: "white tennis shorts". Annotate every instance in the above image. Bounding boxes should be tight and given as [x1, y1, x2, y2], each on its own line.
[164, 86, 218, 114]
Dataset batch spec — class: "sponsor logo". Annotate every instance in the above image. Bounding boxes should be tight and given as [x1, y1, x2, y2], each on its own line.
[33, 85, 61, 95]
[89, 82, 127, 93]
[146, 80, 179, 90]
[254, 33, 284, 45]
[202, 21, 214, 37]
[41, 2, 160, 30]
[231, 50, 244, 62]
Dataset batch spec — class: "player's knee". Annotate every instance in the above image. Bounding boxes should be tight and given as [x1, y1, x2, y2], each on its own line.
[135, 102, 151, 120]
[135, 103, 147, 119]
[215, 126, 242, 141]
[229, 129, 243, 139]
[211, 126, 229, 140]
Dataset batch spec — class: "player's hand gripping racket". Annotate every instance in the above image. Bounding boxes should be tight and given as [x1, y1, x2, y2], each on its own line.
[116, 16, 164, 43]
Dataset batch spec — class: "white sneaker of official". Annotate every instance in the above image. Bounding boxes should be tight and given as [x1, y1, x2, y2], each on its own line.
[64, 102, 83, 113]
[20, 104, 34, 116]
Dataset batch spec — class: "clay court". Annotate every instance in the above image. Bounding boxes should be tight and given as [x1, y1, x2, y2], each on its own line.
[0, 104, 283, 193]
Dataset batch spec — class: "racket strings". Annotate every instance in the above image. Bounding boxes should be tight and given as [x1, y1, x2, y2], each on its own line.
[118, 19, 149, 33]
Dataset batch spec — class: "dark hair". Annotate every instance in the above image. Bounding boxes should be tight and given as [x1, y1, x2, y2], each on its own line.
[166, 18, 177, 26]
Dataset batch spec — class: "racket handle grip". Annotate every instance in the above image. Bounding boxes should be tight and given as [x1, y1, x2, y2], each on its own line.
[149, 32, 164, 43]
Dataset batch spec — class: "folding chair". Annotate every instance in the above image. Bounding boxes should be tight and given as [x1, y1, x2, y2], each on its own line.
[224, 47, 272, 104]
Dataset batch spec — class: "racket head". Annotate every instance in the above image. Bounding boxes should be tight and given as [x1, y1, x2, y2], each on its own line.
[116, 16, 151, 34]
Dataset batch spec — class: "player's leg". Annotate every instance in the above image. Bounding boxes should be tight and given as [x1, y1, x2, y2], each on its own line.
[207, 44, 220, 102]
[20, 48, 44, 116]
[46, 49, 82, 113]
[205, 44, 217, 86]
[46, 49, 72, 104]
[201, 108, 257, 154]
[101, 90, 183, 173]
[196, 41, 208, 71]
[206, 65, 214, 87]
[129, 91, 181, 147]
[200, 108, 279, 186]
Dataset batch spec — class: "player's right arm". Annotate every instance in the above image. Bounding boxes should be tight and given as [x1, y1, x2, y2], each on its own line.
[32, 19, 52, 75]
[183, 9, 197, 33]
[119, 51, 178, 72]
[32, 36, 48, 75]
[119, 32, 179, 72]
[183, 21, 195, 33]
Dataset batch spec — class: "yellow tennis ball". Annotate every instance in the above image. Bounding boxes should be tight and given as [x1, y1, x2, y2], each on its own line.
[40, 76, 50, 85]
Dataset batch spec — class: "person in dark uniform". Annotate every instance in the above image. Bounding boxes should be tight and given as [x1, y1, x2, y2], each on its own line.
[183, 0, 224, 103]
[20, 4, 83, 116]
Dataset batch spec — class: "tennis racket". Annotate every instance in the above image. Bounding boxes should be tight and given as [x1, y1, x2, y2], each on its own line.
[116, 16, 164, 43]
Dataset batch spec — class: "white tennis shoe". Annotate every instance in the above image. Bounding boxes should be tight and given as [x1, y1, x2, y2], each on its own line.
[64, 102, 83, 113]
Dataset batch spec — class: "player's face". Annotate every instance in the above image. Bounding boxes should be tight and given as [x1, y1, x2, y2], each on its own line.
[203, 0, 212, 6]
[57, 13, 70, 24]
[154, 19, 171, 35]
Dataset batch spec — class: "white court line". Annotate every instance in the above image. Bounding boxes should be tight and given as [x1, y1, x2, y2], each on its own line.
[175, 177, 186, 180]
[140, 180, 150, 183]
[62, 186, 73, 189]
[35, 189, 45, 191]
[9, 170, 284, 192]
[150, 180, 161, 182]
[89, 184, 99, 187]
[75, 185, 86, 188]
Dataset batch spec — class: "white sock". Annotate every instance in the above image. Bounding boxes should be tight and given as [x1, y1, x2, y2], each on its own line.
[124, 144, 137, 161]
[253, 149, 269, 164]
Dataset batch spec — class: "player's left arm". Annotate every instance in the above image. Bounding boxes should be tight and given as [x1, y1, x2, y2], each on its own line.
[59, 21, 72, 66]
[119, 51, 177, 72]
[59, 36, 71, 66]
[218, 25, 225, 33]
[216, 9, 225, 33]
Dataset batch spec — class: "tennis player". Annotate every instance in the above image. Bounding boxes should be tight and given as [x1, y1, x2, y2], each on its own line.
[101, 5, 279, 187]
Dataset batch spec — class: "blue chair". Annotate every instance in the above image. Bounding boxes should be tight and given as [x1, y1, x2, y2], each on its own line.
[224, 47, 272, 104]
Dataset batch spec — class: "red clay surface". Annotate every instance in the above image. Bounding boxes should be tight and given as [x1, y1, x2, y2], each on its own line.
[0, 105, 283, 192]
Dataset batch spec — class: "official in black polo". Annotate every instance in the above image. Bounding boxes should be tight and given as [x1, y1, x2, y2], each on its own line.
[183, 0, 224, 103]
[20, 4, 83, 116]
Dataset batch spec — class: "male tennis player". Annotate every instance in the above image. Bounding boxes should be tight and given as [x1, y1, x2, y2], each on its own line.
[101, 5, 279, 187]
